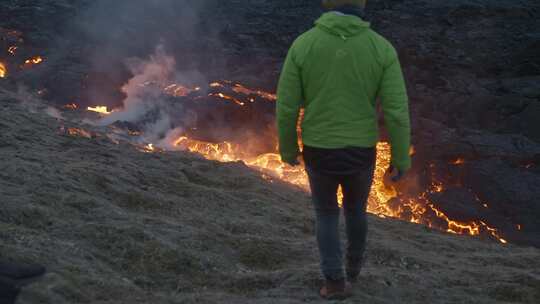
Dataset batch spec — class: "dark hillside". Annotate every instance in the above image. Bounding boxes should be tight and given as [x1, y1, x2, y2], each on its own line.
[0, 91, 538, 304]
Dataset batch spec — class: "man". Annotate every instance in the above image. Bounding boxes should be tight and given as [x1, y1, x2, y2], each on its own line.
[276, 0, 411, 300]
[0, 260, 46, 304]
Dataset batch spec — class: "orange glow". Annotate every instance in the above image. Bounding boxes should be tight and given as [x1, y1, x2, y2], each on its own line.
[8, 46, 17, 55]
[114, 81, 508, 244]
[63, 103, 78, 110]
[67, 128, 92, 139]
[209, 92, 245, 106]
[432, 182, 444, 193]
[138, 143, 162, 153]
[409, 145, 416, 156]
[87, 106, 111, 115]
[163, 84, 193, 97]
[480, 221, 507, 243]
[232, 83, 277, 101]
[451, 158, 465, 165]
[207, 81, 276, 101]
[0, 62, 6, 78]
[24, 56, 43, 65]
[168, 134, 507, 243]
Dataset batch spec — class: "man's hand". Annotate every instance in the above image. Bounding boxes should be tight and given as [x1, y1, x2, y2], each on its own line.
[385, 165, 407, 183]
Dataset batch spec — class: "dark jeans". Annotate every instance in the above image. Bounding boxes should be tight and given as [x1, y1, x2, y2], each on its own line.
[304, 146, 375, 281]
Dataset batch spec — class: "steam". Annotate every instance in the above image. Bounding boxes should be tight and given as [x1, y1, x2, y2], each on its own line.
[72, 0, 216, 146]
[156, 127, 184, 150]
[91, 46, 206, 146]
[45, 107, 64, 120]
[97, 46, 176, 126]
[1, 86, 62, 119]
[73, 0, 216, 107]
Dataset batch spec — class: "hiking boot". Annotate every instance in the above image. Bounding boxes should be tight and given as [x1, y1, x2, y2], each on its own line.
[319, 278, 352, 300]
[0, 261, 46, 288]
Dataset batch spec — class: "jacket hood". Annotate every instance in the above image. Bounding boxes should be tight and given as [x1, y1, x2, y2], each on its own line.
[315, 12, 370, 39]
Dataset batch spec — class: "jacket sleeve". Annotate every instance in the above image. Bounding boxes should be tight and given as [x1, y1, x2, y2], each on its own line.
[379, 44, 411, 171]
[276, 44, 303, 163]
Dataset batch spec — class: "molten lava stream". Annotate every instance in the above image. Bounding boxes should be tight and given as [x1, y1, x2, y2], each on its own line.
[100, 80, 505, 243]
[172, 136, 507, 243]
[87, 106, 112, 115]
[24, 56, 43, 65]
[0, 62, 7, 78]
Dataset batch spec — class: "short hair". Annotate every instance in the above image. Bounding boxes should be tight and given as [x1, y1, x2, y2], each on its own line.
[322, 0, 367, 9]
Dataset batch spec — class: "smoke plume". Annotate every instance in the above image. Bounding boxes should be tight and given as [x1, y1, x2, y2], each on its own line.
[75, 0, 216, 107]
[74, 0, 216, 144]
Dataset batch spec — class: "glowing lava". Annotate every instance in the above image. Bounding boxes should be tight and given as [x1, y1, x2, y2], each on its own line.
[144, 143, 156, 152]
[24, 56, 43, 65]
[8, 46, 17, 55]
[67, 127, 92, 139]
[63, 103, 79, 110]
[170, 134, 506, 243]
[451, 158, 465, 165]
[231, 83, 277, 101]
[89, 80, 507, 243]
[0, 62, 6, 78]
[87, 106, 111, 115]
[163, 84, 200, 97]
[209, 92, 245, 106]
[156, 81, 508, 243]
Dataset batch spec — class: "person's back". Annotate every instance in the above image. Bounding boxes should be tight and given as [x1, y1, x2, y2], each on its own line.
[276, 0, 411, 300]
[277, 5, 410, 171]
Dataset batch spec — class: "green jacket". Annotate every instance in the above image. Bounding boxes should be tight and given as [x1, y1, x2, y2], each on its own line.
[277, 12, 411, 171]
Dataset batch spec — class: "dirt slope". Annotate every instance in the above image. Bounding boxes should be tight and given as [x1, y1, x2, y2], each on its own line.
[0, 92, 539, 304]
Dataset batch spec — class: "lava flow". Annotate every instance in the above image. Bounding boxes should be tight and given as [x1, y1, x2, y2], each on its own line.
[171, 134, 506, 243]
[8, 46, 17, 55]
[74, 80, 508, 243]
[164, 82, 506, 243]
[87, 106, 112, 115]
[24, 56, 43, 65]
[0, 62, 6, 78]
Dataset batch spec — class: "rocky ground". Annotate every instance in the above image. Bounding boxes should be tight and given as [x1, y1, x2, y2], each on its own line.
[1, 91, 539, 304]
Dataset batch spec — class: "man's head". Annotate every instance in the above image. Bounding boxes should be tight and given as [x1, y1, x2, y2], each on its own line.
[321, 0, 367, 10]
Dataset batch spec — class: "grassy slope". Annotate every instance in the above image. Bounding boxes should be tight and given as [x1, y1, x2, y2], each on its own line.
[0, 93, 538, 304]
